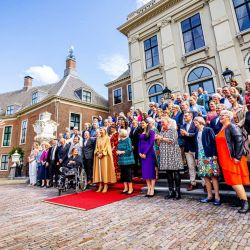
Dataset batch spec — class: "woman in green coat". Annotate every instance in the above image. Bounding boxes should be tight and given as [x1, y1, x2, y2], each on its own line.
[117, 129, 135, 194]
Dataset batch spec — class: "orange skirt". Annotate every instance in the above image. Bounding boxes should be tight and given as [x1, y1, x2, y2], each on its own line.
[216, 129, 249, 186]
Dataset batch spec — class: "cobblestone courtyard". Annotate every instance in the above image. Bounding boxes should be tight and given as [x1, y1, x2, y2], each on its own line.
[0, 185, 250, 250]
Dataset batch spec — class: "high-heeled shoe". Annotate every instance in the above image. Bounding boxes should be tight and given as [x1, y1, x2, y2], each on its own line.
[121, 190, 128, 194]
[96, 185, 103, 192]
[126, 190, 134, 195]
[102, 184, 108, 193]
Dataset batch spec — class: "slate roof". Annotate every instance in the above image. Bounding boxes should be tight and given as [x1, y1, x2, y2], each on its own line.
[105, 69, 130, 87]
[0, 74, 108, 117]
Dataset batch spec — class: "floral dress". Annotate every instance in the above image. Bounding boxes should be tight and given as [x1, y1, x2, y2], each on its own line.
[197, 130, 220, 178]
[110, 132, 120, 178]
[152, 127, 160, 167]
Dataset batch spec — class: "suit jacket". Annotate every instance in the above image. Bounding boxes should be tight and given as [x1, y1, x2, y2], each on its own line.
[159, 103, 168, 110]
[47, 145, 59, 164]
[181, 122, 198, 153]
[209, 116, 223, 135]
[57, 143, 70, 165]
[129, 126, 142, 153]
[195, 127, 217, 159]
[82, 138, 95, 160]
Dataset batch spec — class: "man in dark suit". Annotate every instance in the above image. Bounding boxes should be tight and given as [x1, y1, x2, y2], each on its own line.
[47, 138, 59, 187]
[180, 111, 198, 191]
[159, 97, 168, 110]
[57, 138, 70, 168]
[209, 104, 225, 135]
[129, 119, 142, 178]
[82, 131, 95, 184]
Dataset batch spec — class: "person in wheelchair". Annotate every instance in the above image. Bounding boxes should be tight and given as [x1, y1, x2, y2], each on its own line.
[59, 147, 83, 184]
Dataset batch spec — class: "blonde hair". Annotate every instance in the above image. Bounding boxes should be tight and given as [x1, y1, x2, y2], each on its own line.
[220, 110, 234, 120]
[193, 116, 206, 126]
[119, 129, 128, 138]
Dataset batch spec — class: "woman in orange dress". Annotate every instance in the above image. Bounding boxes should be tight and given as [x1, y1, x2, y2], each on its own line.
[216, 110, 249, 213]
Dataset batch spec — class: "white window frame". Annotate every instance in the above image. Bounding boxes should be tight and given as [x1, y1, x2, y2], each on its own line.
[127, 84, 132, 101]
[20, 119, 28, 145]
[69, 112, 82, 132]
[113, 87, 123, 105]
[31, 91, 39, 105]
[82, 89, 92, 103]
[0, 154, 9, 171]
[6, 105, 14, 115]
[1, 125, 13, 148]
[179, 12, 206, 56]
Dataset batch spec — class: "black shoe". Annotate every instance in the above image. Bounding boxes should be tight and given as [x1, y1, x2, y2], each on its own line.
[174, 188, 181, 200]
[121, 191, 128, 194]
[230, 198, 242, 207]
[126, 190, 134, 195]
[145, 194, 150, 197]
[238, 200, 249, 214]
[148, 194, 155, 198]
[164, 189, 175, 200]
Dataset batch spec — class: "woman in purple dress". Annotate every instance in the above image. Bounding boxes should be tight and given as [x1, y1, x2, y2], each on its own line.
[139, 120, 156, 197]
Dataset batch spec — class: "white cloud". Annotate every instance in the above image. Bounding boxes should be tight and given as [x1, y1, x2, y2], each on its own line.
[136, 0, 151, 8]
[98, 54, 128, 80]
[25, 65, 60, 84]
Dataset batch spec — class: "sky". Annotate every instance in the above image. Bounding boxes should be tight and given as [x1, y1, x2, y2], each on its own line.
[0, 0, 151, 98]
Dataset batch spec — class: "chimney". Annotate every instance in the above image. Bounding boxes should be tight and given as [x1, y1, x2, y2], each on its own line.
[64, 46, 77, 77]
[23, 76, 33, 91]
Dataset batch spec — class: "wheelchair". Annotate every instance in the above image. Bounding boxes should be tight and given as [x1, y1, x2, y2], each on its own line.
[57, 165, 87, 196]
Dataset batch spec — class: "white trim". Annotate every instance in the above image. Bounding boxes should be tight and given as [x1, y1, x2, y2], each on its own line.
[113, 87, 123, 105]
[184, 64, 217, 93]
[1, 125, 13, 148]
[178, 12, 206, 55]
[69, 112, 82, 132]
[127, 83, 132, 101]
[0, 154, 9, 172]
[147, 82, 164, 99]
[229, 0, 241, 33]
[244, 53, 250, 78]
[20, 119, 28, 145]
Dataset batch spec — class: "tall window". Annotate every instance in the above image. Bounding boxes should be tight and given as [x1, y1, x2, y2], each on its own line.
[233, 0, 250, 32]
[148, 84, 164, 104]
[82, 90, 91, 103]
[144, 35, 160, 69]
[127, 84, 132, 101]
[113, 88, 122, 104]
[70, 113, 80, 131]
[20, 120, 28, 144]
[32, 91, 38, 104]
[187, 66, 215, 94]
[2, 126, 12, 147]
[1, 155, 9, 171]
[181, 13, 205, 53]
[6, 105, 14, 115]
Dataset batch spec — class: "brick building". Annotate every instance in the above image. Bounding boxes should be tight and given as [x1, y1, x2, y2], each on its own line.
[0, 50, 108, 177]
[105, 69, 132, 116]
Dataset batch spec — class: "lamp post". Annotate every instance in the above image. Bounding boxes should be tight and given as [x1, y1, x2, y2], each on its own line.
[162, 86, 172, 100]
[222, 67, 234, 85]
[9, 150, 21, 179]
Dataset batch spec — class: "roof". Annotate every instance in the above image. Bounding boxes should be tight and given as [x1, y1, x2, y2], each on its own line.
[105, 69, 130, 87]
[0, 74, 108, 117]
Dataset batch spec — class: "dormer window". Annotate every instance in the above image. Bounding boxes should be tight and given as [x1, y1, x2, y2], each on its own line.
[75, 88, 92, 103]
[31, 91, 47, 105]
[6, 105, 14, 115]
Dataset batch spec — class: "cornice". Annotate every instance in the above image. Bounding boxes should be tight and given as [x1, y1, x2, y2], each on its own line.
[118, 0, 183, 36]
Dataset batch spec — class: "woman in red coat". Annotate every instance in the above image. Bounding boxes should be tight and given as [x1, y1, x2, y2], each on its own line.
[110, 123, 120, 179]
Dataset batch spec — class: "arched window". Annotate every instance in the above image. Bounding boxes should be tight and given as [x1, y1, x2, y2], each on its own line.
[248, 57, 250, 71]
[187, 66, 215, 94]
[148, 84, 164, 104]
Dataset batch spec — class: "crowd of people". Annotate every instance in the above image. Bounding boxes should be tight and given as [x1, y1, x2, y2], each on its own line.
[28, 80, 250, 214]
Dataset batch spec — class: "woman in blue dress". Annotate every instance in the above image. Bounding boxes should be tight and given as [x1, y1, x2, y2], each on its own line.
[138, 120, 156, 197]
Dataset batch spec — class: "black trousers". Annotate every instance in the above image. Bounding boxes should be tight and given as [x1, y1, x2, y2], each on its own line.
[120, 164, 133, 183]
[166, 170, 181, 189]
[84, 159, 93, 181]
[49, 161, 59, 186]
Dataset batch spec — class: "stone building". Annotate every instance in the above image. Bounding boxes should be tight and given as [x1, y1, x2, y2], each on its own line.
[0, 50, 108, 177]
[105, 69, 132, 116]
[118, 0, 250, 110]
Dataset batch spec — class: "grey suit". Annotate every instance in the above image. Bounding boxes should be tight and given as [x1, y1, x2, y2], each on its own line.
[82, 138, 95, 181]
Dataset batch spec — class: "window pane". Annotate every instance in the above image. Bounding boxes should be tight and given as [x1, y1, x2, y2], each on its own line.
[200, 67, 212, 78]
[233, 0, 246, 7]
[152, 47, 159, 57]
[145, 50, 152, 60]
[189, 83, 200, 94]
[151, 36, 158, 47]
[183, 31, 193, 43]
[192, 26, 203, 38]
[188, 72, 199, 82]
[144, 39, 151, 50]
[203, 79, 215, 94]
[146, 59, 153, 69]
[194, 36, 205, 49]
[1, 155, 9, 170]
[191, 14, 201, 27]
[152, 56, 159, 67]
[184, 41, 194, 53]
[181, 19, 191, 32]
[155, 84, 163, 92]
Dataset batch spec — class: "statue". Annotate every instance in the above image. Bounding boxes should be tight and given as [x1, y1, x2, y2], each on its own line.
[33, 112, 58, 143]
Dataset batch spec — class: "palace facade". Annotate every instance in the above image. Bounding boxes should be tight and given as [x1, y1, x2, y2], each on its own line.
[0, 51, 108, 177]
[118, 0, 250, 110]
